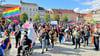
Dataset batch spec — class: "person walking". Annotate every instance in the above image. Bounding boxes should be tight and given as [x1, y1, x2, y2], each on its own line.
[41, 28, 49, 54]
[49, 28, 57, 48]
[84, 26, 90, 47]
[73, 27, 81, 49]
[59, 27, 64, 44]
[93, 28, 100, 51]
[15, 28, 21, 48]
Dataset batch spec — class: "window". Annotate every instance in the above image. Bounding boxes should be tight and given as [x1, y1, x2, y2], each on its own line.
[56, 11, 61, 13]
[36, 9, 37, 11]
[23, 7, 25, 10]
[33, 8, 35, 11]
[30, 8, 31, 11]
[30, 13, 31, 16]
[26, 8, 28, 11]
[97, 11, 100, 14]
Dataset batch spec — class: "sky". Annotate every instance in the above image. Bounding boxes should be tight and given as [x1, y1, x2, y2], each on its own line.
[1, 0, 100, 14]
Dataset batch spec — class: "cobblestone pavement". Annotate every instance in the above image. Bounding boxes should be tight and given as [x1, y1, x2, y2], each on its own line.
[0, 31, 100, 56]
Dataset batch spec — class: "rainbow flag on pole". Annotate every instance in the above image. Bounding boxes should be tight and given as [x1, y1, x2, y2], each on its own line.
[3, 6, 20, 18]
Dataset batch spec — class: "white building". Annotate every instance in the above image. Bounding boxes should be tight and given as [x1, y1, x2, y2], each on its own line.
[20, 1, 45, 21]
[92, 10, 100, 21]
[38, 7, 46, 22]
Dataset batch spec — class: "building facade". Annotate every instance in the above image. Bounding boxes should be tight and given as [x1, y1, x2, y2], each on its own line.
[76, 13, 86, 23]
[50, 9, 77, 21]
[84, 11, 93, 22]
[38, 7, 46, 22]
[92, 9, 100, 21]
[20, 2, 38, 20]
[20, 1, 46, 21]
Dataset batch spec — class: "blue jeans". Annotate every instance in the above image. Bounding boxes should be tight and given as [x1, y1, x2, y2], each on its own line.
[42, 38, 48, 52]
[0, 46, 4, 56]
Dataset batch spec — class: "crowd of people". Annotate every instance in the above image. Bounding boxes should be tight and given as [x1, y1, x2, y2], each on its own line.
[0, 20, 100, 56]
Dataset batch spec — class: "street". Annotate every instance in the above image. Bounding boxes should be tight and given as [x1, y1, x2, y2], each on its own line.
[0, 30, 100, 56]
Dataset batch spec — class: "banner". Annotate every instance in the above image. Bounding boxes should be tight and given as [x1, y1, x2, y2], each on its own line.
[51, 21, 57, 25]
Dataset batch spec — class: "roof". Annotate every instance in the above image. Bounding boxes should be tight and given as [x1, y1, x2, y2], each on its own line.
[76, 13, 87, 18]
[1, 4, 19, 8]
[85, 11, 93, 16]
[38, 7, 45, 10]
[21, 2, 38, 6]
[51, 9, 76, 14]
[46, 10, 50, 13]
[96, 9, 100, 12]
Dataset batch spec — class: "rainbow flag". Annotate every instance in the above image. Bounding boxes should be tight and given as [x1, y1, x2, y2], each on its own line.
[3, 6, 20, 18]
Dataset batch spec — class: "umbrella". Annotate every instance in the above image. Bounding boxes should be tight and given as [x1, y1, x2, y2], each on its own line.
[12, 20, 19, 23]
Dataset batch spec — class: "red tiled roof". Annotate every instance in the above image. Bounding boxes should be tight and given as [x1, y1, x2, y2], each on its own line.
[76, 13, 87, 18]
[96, 9, 100, 12]
[46, 10, 50, 13]
[1, 4, 19, 7]
[85, 11, 92, 16]
[51, 9, 76, 14]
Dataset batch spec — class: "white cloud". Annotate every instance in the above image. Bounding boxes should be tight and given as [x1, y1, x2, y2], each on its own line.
[74, 8, 91, 14]
[82, 0, 100, 10]
[82, 1, 92, 5]
[74, 8, 80, 13]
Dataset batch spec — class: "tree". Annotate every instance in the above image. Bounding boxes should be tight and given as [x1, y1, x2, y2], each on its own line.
[20, 12, 28, 23]
[62, 15, 68, 21]
[33, 14, 41, 22]
[44, 13, 50, 22]
[53, 13, 60, 21]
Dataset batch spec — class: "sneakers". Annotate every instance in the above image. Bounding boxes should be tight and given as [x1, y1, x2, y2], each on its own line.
[46, 49, 48, 51]
[15, 46, 17, 48]
[17, 54, 20, 56]
[41, 52, 44, 54]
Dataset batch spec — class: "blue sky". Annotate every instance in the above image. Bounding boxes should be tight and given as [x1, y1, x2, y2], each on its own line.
[2, 0, 91, 9]
[2, 0, 97, 14]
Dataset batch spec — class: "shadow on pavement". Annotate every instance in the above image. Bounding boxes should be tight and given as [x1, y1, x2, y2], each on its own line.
[32, 52, 51, 56]
[48, 46, 85, 56]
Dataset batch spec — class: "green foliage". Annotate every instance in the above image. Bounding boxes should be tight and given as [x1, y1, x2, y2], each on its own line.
[53, 13, 60, 21]
[20, 12, 28, 23]
[62, 15, 68, 21]
[44, 13, 50, 22]
[33, 14, 41, 22]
